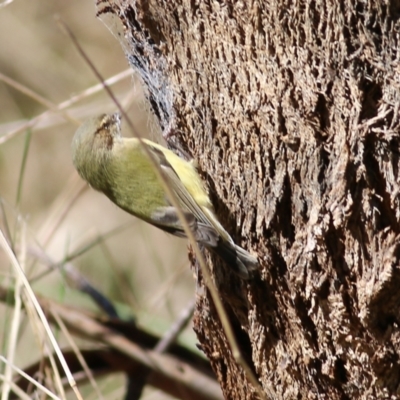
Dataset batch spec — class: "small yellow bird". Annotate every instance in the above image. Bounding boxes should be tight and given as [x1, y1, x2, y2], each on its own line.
[71, 113, 258, 279]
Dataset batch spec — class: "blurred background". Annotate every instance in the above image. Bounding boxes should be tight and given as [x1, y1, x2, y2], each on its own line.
[0, 1, 195, 398]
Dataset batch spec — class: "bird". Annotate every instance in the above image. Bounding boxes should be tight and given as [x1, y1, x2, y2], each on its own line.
[71, 113, 258, 279]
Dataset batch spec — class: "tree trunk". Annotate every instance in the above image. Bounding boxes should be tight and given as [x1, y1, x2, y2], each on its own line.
[96, 0, 400, 398]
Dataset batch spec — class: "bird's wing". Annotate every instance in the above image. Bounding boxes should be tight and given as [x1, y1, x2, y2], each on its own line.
[146, 143, 219, 246]
[151, 206, 219, 246]
[146, 144, 211, 225]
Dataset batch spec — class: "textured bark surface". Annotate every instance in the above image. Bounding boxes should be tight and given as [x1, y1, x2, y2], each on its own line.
[96, 1, 400, 399]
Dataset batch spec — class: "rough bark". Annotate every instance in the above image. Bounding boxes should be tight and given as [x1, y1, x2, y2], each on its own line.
[96, 0, 400, 399]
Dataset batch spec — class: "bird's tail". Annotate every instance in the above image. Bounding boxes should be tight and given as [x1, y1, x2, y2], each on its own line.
[212, 240, 259, 279]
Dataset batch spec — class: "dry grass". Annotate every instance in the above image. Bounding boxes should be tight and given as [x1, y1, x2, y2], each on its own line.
[0, 1, 196, 399]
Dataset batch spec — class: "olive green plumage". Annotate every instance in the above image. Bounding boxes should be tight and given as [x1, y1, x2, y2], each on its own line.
[71, 113, 258, 279]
